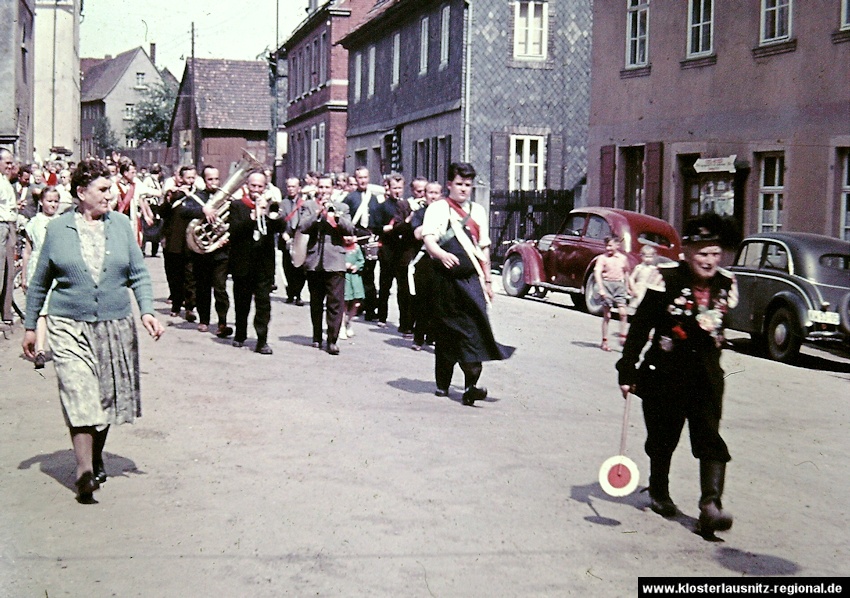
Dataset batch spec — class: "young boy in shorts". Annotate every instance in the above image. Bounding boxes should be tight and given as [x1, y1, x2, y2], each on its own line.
[594, 236, 630, 351]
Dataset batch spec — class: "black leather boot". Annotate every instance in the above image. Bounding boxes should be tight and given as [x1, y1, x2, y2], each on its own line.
[698, 460, 733, 533]
[648, 457, 677, 517]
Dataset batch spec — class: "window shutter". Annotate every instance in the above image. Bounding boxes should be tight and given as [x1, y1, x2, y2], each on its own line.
[644, 141, 663, 218]
[546, 134, 563, 189]
[600, 144, 615, 207]
[491, 132, 509, 191]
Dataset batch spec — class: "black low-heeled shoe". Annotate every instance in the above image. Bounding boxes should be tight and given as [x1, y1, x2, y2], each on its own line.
[93, 461, 107, 485]
[34, 352, 46, 369]
[462, 386, 488, 406]
[75, 471, 100, 504]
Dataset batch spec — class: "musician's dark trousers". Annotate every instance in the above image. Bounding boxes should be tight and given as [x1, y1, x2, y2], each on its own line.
[164, 251, 189, 314]
[281, 248, 306, 301]
[360, 257, 378, 320]
[194, 253, 230, 327]
[377, 247, 412, 330]
[412, 257, 435, 345]
[306, 270, 345, 344]
[232, 271, 273, 346]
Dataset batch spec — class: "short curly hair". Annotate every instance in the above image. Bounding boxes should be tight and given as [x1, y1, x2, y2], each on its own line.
[71, 159, 110, 199]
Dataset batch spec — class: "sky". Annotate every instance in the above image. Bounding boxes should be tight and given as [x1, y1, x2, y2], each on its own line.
[79, 0, 310, 76]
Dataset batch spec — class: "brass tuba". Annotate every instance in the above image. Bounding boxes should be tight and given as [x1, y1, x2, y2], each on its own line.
[185, 150, 265, 254]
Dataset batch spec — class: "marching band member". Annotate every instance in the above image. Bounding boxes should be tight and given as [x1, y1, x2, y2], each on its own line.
[228, 171, 284, 354]
[300, 175, 354, 355]
[110, 157, 159, 248]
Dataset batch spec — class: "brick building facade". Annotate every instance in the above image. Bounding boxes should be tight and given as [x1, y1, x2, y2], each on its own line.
[341, 0, 592, 198]
[587, 1, 850, 240]
[278, 0, 371, 179]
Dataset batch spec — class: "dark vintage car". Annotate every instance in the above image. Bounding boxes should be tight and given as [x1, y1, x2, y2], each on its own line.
[726, 232, 850, 363]
[501, 207, 681, 315]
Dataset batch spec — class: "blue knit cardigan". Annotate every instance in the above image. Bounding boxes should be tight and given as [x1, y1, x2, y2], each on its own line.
[24, 210, 155, 329]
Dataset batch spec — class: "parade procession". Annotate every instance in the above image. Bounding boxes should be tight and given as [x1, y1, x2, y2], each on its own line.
[1, 0, 849, 595]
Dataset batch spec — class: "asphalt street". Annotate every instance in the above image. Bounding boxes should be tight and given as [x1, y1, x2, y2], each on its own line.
[1, 259, 848, 596]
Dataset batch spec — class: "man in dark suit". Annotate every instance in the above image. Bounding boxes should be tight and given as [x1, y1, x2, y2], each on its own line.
[300, 176, 355, 355]
[279, 177, 306, 305]
[342, 167, 380, 320]
[186, 165, 232, 338]
[228, 171, 284, 355]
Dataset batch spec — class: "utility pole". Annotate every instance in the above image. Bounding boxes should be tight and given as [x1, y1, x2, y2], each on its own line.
[190, 21, 196, 167]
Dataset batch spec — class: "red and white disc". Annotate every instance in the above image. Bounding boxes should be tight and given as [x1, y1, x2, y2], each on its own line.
[598, 455, 640, 497]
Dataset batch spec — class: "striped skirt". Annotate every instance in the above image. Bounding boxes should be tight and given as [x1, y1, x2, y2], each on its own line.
[47, 315, 141, 429]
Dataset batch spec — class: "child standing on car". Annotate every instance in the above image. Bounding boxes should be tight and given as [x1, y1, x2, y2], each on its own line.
[628, 245, 660, 314]
[594, 236, 630, 351]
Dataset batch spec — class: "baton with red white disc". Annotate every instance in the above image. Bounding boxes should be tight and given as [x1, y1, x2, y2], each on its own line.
[598, 393, 640, 497]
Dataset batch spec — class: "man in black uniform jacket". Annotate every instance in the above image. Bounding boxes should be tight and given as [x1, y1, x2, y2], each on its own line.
[187, 165, 233, 338]
[616, 213, 739, 537]
[228, 171, 284, 354]
[343, 167, 379, 320]
[373, 173, 416, 331]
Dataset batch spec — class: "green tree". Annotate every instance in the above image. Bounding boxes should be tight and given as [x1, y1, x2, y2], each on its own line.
[126, 80, 178, 144]
[92, 117, 120, 157]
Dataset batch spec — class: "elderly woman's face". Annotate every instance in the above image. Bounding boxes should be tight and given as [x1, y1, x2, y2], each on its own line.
[77, 176, 112, 218]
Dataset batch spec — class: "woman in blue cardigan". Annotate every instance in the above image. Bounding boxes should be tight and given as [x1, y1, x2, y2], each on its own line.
[22, 159, 164, 504]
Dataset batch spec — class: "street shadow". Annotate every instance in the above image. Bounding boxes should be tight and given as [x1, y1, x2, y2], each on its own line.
[726, 338, 850, 373]
[18, 449, 144, 493]
[383, 336, 415, 349]
[278, 334, 320, 348]
[387, 377, 434, 395]
[571, 340, 622, 353]
[714, 547, 799, 576]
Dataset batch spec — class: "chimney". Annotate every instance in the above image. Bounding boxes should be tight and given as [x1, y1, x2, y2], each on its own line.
[150, 43, 157, 66]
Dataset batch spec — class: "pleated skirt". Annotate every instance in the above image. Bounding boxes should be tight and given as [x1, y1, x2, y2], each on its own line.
[47, 315, 141, 429]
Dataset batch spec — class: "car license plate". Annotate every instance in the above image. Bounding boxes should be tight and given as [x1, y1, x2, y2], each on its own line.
[808, 310, 840, 325]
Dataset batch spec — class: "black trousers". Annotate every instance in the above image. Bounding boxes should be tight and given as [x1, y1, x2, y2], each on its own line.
[232, 271, 273, 345]
[360, 257, 378, 319]
[164, 252, 189, 313]
[412, 257, 435, 345]
[377, 248, 412, 329]
[306, 270, 345, 344]
[194, 253, 230, 326]
[641, 380, 731, 464]
[281, 248, 306, 300]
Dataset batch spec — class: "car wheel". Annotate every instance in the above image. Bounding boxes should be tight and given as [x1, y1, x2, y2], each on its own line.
[502, 255, 529, 298]
[838, 292, 850, 336]
[583, 276, 604, 317]
[765, 306, 802, 363]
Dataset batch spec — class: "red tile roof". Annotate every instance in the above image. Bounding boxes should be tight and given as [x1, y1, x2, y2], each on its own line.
[188, 59, 271, 132]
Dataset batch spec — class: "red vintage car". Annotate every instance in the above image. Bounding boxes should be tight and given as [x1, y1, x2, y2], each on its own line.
[501, 207, 681, 315]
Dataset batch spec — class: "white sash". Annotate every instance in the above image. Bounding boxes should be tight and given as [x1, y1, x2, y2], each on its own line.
[352, 190, 371, 229]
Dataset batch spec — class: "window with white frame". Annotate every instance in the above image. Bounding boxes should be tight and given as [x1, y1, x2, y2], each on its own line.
[353, 52, 362, 102]
[123, 104, 135, 120]
[126, 137, 137, 149]
[759, 154, 785, 232]
[842, 0, 850, 30]
[761, 0, 791, 44]
[513, 1, 548, 60]
[319, 32, 327, 84]
[419, 16, 429, 75]
[626, 0, 649, 67]
[317, 123, 326, 173]
[135, 72, 145, 87]
[440, 5, 450, 67]
[841, 152, 850, 241]
[687, 0, 713, 57]
[310, 125, 318, 172]
[509, 135, 546, 191]
[312, 38, 319, 89]
[367, 45, 376, 98]
[305, 44, 312, 91]
[392, 32, 400, 87]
